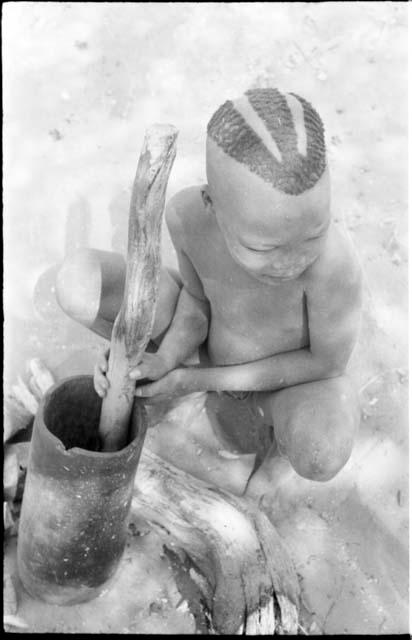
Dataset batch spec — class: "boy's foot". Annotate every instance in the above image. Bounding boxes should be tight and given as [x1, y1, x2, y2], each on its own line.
[243, 455, 294, 513]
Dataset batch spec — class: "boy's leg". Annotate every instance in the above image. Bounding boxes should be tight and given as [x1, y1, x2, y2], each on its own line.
[55, 248, 182, 342]
[245, 375, 360, 499]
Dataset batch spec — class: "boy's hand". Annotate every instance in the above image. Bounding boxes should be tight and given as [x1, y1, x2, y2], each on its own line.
[94, 349, 175, 399]
[129, 352, 173, 384]
[134, 368, 188, 404]
[94, 348, 110, 398]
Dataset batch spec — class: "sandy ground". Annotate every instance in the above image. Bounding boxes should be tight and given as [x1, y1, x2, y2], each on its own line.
[3, 1, 409, 635]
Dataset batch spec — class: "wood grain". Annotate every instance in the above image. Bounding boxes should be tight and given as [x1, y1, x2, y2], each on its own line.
[98, 125, 178, 451]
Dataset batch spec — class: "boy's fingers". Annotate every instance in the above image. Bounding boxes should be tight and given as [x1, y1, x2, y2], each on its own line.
[98, 357, 108, 372]
[130, 358, 168, 381]
[134, 382, 155, 397]
[95, 362, 106, 376]
[129, 366, 146, 380]
[94, 366, 106, 383]
[130, 361, 161, 380]
[95, 384, 106, 398]
[94, 368, 109, 391]
[98, 349, 110, 370]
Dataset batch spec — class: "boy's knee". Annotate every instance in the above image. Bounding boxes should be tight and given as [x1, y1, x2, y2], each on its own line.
[55, 250, 101, 326]
[285, 408, 357, 481]
[289, 441, 352, 482]
[55, 250, 182, 339]
[268, 376, 359, 482]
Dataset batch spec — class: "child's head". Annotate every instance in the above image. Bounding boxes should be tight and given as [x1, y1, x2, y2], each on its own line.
[204, 88, 331, 283]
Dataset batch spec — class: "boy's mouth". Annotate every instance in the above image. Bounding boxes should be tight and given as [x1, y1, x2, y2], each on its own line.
[252, 271, 298, 284]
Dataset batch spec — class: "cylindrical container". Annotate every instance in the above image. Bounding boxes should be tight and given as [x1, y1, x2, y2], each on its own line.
[17, 375, 147, 605]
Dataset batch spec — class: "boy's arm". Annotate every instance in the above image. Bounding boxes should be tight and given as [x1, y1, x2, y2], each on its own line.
[150, 197, 210, 371]
[137, 252, 362, 398]
[180, 260, 361, 392]
[155, 269, 209, 371]
[96, 253, 209, 397]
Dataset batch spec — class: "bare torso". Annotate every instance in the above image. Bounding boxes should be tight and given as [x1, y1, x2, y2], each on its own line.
[168, 186, 355, 367]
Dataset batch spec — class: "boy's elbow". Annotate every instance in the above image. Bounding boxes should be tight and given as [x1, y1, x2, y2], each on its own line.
[315, 353, 349, 379]
[191, 311, 209, 342]
[183, 289, 210, 331]
[179, 304, 209, 343]
[325, 362, 347, 378]
[311, 328, 358, 379]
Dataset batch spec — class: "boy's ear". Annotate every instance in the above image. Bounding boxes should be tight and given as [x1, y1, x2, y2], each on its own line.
[201, 187, 214, 213]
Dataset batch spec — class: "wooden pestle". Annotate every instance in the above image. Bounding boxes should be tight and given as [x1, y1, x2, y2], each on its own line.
[98, 124, 178, 451]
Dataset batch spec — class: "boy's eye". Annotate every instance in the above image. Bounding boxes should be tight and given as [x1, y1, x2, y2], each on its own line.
[247, 247, 274, 255]
[244, 244, 279, 253]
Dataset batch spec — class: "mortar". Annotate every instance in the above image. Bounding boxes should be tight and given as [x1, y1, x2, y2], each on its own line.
[17, 375, 147, 605]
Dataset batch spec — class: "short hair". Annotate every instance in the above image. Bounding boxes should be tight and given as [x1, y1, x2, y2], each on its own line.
[207, 88, 326, 195]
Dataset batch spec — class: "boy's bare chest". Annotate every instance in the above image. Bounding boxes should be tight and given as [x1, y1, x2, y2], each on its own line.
[186, 233, 307, 337]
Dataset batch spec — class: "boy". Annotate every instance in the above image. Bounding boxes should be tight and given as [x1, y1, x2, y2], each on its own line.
[57, 88, 362, 500]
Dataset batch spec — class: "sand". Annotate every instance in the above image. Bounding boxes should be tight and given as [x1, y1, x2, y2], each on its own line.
[3, 2, 408, 634]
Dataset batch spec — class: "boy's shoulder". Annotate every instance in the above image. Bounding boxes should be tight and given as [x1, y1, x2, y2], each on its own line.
[305, 224, 362, 295]
[166, 186, 209, 243]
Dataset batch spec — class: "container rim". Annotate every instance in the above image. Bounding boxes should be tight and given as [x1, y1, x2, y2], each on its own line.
[37, 374, 146, 459]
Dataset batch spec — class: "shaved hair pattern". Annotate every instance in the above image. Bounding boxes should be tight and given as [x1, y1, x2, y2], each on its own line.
[207, 88, 326, 195]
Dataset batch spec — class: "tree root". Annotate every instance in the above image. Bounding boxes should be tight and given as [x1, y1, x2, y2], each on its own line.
[134, 449, 300, 635]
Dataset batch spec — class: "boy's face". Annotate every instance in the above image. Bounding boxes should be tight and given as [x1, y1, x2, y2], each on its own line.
[205, 138, 331, 284]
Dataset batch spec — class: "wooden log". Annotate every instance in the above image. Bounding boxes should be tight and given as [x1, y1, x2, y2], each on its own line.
[28, 358, 55, 395]
[4, 442, 30, 502]
[4, 451, 19, 502]
[11, 377, 39, 416]
[4, 394, 33, 443]
[98, 125, 178, 451]
[4, 571, 18, 618]
[4, 568, 29, 633]
[28, 376, 43, 401]
[133, 449, 300, 635]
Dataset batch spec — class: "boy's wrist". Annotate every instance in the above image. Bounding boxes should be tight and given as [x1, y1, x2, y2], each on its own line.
[155, 346, 180, 374]
[156, 334, 205, 375]
[175, 366, 205, 394]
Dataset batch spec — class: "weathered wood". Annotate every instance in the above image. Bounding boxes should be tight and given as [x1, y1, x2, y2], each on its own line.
[98, 125, 178, 451]
[4, 394, 33, 443]
[11, 377, 39, 416]
[4, 442, 30, 505]
[7, 360, 300, 633]
[6, 362, 53, 443]
[4, 451, 19, 502]
[28, 358, 55, 395]
[133, 449, 300, 635]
